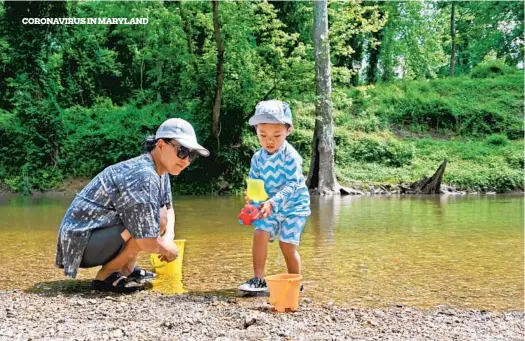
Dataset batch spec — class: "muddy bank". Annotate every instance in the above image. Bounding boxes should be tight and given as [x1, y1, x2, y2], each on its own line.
[0, 290, 522, 341]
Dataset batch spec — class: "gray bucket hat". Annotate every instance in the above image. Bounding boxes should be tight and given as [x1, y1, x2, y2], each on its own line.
[248, 100, 293, 126]
[155, 118, 210, 157]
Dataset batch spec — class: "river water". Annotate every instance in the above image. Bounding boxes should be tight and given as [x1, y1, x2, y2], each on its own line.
[0, 194, 522, 310]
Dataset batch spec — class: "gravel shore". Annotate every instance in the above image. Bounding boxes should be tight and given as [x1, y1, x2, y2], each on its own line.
[0, 289, 522, 341]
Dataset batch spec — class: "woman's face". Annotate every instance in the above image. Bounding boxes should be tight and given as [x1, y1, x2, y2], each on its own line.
[156, 139, 193, 175]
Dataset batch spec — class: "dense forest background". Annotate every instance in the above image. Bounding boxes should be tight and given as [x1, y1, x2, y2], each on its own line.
[0, 0, 523, 195]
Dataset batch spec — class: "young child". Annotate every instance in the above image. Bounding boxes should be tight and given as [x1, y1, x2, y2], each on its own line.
[239, 100, 311, 292]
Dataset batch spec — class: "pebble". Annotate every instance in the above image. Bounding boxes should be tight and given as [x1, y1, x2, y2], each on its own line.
[243, 315, 257, 328]
[162, 321, 174, 329]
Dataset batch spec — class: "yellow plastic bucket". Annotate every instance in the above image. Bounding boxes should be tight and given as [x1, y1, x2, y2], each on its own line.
[265, 273, 303, 312]
[246, 178, 268, 202]
[150, 239, 185, 276]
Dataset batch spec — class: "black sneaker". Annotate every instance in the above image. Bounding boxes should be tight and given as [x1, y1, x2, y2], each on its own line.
[238, 277, 268, 292]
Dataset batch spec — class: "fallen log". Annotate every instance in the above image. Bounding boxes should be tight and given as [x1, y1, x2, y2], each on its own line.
[400, 159, 447, 194]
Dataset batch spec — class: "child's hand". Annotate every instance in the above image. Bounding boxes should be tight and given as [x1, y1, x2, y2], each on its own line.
[257, 201, 273, 219]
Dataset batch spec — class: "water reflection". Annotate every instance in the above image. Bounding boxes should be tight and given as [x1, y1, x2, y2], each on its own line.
[151, 273, 187, 295]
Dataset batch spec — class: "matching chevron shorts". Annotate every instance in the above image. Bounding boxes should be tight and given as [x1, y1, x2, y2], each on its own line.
[252, 214, 308, 245]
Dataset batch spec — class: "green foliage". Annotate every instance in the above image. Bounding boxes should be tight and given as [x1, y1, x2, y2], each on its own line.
[333, 136, 524, 192]
[329, 1, 387, 85]
[504, 149, 524, 170]
[59, 99, 177, 177]
[445, 162, 523, 193]
[0, 1, 523, 194]
[470, 60, 517, 79]
[486, 134, 509, 146]
[287, 128, 313, 159]
[0, 112, 26, 191]
[411, 138, 524, 192]
[350, 73, 524, 139]
[439, 1, 524, 75]
[378, 1, 448, 82]
[337, 132, 414, 167]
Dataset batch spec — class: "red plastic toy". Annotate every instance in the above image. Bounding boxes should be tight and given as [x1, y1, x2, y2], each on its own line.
[238, 204, 260, 225]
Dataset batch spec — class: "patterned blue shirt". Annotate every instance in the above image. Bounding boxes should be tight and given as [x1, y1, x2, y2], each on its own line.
[249, 141, 311, 216]
[55, 154, 172, 278]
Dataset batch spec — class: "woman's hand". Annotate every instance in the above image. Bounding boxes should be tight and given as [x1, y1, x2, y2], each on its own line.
[159, 239, 179, 262]
[257, 201, 273, 219]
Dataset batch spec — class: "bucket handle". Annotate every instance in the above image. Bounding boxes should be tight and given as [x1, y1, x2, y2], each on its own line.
[150, 254, 170, 269]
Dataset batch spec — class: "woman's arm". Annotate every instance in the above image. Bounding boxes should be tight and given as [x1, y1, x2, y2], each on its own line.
[136, 237, 178, 261]
[162, 207, 175, 241]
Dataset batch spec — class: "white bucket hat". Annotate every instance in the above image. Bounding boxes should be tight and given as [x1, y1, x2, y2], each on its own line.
[248, 100, 293, 126]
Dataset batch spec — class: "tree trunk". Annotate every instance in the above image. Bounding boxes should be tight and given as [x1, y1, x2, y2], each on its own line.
[449, 3, 456, 76]
[380, 25, 395, 82]
[179, 2, 198, 74]
[401, 160, 447, 194]
[211, 0, 224, 139]
[367, 28, 383, 84]
[307, 0, 340, 195]
[349, 36, 363, 86]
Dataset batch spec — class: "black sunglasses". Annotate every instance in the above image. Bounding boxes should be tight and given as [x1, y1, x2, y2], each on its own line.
[165, 140, 199, 162]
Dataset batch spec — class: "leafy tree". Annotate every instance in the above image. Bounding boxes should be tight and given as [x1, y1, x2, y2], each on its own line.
[329, 1, 386, 85]
[211, 0, 224, 140]
[378, 1, 447, 81]
[2, 1, 68, 193]
[439, 1, 524, 75]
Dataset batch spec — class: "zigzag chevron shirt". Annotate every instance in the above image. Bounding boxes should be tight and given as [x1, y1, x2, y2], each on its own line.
[249, 141, 311, 216]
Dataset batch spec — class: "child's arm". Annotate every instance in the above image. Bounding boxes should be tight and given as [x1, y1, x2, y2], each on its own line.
[267, 153, 303, 214]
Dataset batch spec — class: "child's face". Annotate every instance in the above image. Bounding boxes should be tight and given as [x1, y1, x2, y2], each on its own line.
[256, 123, 292, 154]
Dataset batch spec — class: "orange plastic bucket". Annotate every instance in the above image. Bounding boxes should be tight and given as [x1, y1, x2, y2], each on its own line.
[265, 273, 303, 312]
[150, 239, 185, 276]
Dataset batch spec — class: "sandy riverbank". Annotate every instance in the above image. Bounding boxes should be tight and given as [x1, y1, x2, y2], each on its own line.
[0, 290, 522, 341]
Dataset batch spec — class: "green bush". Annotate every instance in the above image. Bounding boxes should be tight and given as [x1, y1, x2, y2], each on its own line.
[338, 133, 414, 167]
[506, 116, 524, 140]
[504, 150, 524, 170]
[335, 137, 524, 193]
[287, 128, 313, 157]
[486, 134, 509, 146]
[0, 112, 24, 175]
[354, 73, 523, 138]
[446, 164, 523, 192]
[470, 61, 517, 79]
[59, 99, 177, 177]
